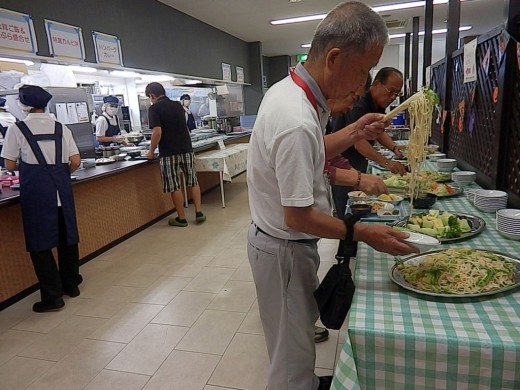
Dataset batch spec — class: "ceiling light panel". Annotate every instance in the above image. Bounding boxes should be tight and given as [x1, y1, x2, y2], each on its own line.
[272, 0, 469, 25]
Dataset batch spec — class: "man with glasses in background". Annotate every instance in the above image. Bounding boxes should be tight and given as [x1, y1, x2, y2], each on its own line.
[331, 66, 406, 220]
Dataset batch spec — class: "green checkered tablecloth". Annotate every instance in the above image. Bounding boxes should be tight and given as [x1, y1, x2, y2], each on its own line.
[332, 160, 520, 390]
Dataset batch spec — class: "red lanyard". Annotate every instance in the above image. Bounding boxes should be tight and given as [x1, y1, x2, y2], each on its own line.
[290, 69, 329, 174]
[290, 69, 319, 115]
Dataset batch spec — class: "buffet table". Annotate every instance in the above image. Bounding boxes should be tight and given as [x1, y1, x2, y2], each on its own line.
[195, 143, 248, 207]
[332, 160, 520, 389]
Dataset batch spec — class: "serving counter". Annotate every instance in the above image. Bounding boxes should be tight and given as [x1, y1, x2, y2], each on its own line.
[0, 133, 249, 309]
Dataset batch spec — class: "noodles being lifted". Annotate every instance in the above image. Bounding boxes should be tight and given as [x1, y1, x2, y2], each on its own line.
[397, 249, 516, 294]
[406, 88, 439, 208]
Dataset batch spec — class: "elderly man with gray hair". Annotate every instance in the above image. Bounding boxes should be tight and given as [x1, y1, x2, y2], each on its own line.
[246, 2, 418, 389]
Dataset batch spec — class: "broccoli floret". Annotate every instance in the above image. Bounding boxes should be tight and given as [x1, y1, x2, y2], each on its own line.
[444, 216, 462, 238]
[423, 87, 440, 105]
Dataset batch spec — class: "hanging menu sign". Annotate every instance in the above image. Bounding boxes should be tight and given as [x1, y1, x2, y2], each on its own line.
[45, 20, 85, 60]
[236, 66, 244, 83]
[463, 38, 477, 83]
[0, 8, 37, 54]
[92, 31, 123, 66]
[222, 62, 231, 81]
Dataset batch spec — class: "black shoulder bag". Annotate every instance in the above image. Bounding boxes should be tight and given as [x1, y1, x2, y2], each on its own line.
[314, 214, 358, 330]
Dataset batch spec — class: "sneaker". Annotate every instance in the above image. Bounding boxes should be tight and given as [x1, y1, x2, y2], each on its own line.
[195, 211, 206, 223]
[168, 217, 188, 227]
[314, 325, 329, 343]
[64, 287, 80, 298]
[32, 298, 65, 313]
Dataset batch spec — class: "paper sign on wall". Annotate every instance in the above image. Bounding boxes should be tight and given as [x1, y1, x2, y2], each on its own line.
[0, 8, 37, 54]
[45, 20, 85, 60]
[93, 31, 123, 66]
[222, 63, 231, 82]
[236, 66, 244, 83]
[463, 38, 477, 83]
[425, 66, 431, 87]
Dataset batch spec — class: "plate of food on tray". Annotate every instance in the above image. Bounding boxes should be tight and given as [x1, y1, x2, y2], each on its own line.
[390, 248, 520, 298]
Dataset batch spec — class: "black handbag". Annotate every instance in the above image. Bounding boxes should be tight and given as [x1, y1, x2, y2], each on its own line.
[314, 240, 356, 330]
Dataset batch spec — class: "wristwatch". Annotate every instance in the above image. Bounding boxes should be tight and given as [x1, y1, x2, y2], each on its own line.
[343, 213, 360, 258]
[343, 213, 360, 244]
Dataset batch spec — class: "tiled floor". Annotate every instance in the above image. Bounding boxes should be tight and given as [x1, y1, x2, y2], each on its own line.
[0, 175, 349, 390]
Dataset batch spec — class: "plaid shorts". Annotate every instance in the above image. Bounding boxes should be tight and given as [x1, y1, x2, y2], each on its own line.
[159, 152, 198, 192]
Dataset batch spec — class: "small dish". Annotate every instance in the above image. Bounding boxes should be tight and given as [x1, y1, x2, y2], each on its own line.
[401, 231, 440, 253]
[348, 190, 368, 202]
[412, 193, 437, 209]
[377, 208, 400, 219]
[350, 203, 372, 218]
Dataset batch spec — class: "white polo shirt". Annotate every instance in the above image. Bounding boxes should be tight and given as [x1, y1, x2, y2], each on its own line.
[1, 113, 78, 164]
[247, 64, 331, 240]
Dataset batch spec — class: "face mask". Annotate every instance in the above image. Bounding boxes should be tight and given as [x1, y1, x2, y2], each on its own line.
[106, 107, 118, 116]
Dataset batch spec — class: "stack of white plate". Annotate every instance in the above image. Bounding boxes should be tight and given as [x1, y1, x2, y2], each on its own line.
[474, 190, 508, 213]
[452, 171, 477, 186]
[496, 209, 520, 240]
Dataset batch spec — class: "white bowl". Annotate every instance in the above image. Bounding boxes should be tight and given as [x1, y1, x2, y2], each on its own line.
[428, 153, 446, 161]
[452, 171, 476, 184]
[348, 190, 369, 202]
[436, 158, 457, 172]
[402, 232, 441, 253]
[377, 194, 404, 205]
[427, 144, 440, 154]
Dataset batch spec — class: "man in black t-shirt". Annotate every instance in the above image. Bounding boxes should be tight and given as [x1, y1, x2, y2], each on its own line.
[331, 67, 406, 219]
[145, 82, 206, 227]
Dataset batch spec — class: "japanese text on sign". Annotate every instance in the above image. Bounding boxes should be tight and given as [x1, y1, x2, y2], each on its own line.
[0, 8, 37, 53]
[45, 20, 85, 60]
[92, 31, 123, 66]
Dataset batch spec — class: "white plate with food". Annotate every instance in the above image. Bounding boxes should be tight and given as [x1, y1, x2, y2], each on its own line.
[390, 248, 520, 298]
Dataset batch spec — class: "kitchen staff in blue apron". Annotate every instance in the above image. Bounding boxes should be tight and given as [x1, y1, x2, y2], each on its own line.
[95, 95, 126, 146]
[180, 94, 196, 131]
[0, 85, 83, 313]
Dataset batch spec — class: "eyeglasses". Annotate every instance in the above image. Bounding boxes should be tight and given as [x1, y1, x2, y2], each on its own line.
[381, 84, 403, 97]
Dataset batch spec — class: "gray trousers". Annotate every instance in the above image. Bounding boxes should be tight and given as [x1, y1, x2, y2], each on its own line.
[247, 223, 321, 390]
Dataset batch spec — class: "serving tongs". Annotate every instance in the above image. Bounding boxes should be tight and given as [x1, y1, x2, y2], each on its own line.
[383, 93, 422, 122]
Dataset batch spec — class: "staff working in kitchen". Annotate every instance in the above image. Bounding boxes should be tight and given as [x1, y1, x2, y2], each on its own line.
[95, 95, 127, 146]
[1, 85, 83, 313]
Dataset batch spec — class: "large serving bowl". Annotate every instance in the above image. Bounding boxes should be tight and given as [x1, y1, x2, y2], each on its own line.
[126, 133, 144, 144]
[436, 158, 457, 172]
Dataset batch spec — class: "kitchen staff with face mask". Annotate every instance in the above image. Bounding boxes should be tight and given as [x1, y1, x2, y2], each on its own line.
[1, 85, 82, 313]
[180, 94, 196, 131]
[95, 95, 127, 146]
